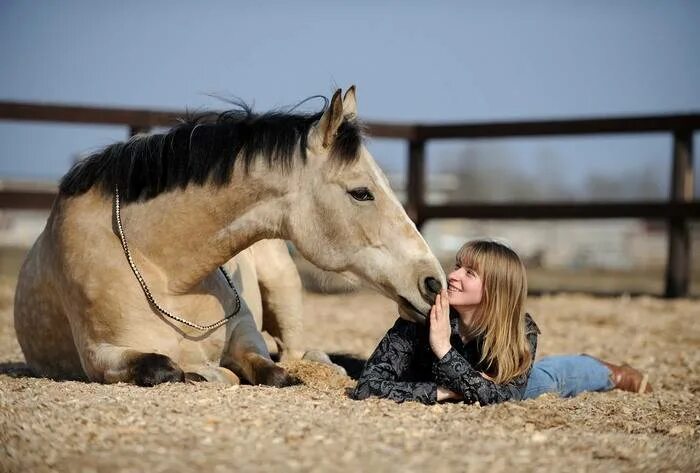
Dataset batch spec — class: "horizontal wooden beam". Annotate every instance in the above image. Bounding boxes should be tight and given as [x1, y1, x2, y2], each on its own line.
[3, 186, 699, 221]
[0, 101, 184, 129]
[424, 202, 700, 220]
[0, 189, 57, 210]
[416, 114, 700, 139]
[364, 122, 418, 140]
[2, 101, 699, 140]
[0, 100, 417, 139]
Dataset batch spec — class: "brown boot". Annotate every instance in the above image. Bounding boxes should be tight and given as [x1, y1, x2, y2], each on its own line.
[599, 360, 653, 394]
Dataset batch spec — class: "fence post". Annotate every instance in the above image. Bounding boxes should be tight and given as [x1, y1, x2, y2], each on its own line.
[664, 130, 694, 298]
[406, 139, 426, 228]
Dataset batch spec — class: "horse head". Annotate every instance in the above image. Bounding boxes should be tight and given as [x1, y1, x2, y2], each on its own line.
[284, 87, 445, 322]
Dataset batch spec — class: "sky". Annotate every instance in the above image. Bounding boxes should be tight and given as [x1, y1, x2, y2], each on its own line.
[1, 1, 699, 199]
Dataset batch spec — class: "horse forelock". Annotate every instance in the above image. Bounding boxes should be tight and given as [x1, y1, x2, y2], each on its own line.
[58, 100, 364, 203]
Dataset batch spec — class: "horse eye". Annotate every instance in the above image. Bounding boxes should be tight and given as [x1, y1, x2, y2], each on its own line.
[348, 187, 374, 202]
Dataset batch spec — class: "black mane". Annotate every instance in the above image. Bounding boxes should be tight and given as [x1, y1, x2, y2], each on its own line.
[59, 100, 364, 203]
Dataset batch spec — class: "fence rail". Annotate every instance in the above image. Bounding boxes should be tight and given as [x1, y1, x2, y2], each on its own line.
[0, 101, 697, 297]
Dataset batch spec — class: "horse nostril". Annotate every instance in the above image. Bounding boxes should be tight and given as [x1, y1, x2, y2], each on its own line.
[425, 277, 442, 295]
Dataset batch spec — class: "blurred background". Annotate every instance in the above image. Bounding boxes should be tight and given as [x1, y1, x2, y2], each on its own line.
[1, 0, 699, 295]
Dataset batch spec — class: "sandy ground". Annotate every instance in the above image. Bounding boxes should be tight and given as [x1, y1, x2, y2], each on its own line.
[1, 274, 699, 473]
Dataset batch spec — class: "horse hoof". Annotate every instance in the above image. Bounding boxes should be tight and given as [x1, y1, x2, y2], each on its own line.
[130, 353, 185, 386]
[303, 349, 348, 376]
[185, 372, 208, 383]
[256, 364, 299, 388]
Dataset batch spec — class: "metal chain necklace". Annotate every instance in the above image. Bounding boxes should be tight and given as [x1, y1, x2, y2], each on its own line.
[113, 187, 241, 331]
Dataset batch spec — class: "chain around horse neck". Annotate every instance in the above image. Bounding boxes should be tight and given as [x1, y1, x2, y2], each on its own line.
[113, 187, 241, 331]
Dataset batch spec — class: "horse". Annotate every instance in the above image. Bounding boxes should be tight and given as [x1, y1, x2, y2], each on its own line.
[13, 87, 445, 387]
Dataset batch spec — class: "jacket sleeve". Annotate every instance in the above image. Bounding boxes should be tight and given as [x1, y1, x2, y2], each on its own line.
[351, 317, 438, 405]
[432, 326, 539, 405]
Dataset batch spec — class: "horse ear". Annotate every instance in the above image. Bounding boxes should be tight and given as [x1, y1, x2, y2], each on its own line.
[342, 85, 357, 120]
[317, 89, 344, 149]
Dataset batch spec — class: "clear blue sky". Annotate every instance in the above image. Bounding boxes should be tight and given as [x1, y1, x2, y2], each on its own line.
[1, 1, 699, 198]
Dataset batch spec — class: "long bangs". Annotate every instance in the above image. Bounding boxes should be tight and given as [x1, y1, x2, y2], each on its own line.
[455, 241, 487, 275]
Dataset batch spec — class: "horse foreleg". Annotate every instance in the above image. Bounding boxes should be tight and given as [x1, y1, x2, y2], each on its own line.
[252, 240, 347, 375]
[258, 281, 347, 375]
[84, 344, 185, 386]
[251, 239, 305, 361]
[219, 311, 298, 387]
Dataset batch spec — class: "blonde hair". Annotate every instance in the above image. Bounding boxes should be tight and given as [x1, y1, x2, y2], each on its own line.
[455, 240, 531, 384]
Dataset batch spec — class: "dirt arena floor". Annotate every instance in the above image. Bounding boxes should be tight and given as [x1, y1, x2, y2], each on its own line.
[1, 274, 699, 473]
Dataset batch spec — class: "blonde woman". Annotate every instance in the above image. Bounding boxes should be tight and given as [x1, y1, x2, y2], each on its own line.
[352, 240, 651, 405]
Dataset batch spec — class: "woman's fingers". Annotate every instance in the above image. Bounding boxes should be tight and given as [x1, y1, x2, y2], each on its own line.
[441, 294, 449, 319]
[435, 292, 445, 319]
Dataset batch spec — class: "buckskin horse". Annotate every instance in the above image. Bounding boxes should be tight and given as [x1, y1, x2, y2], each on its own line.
[14, 87, 445, 387]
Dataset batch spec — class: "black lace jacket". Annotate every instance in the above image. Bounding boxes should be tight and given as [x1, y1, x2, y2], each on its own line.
[351, 313, 539, 405]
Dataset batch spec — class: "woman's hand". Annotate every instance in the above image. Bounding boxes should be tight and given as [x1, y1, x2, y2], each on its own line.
[429, 289, 452, 359]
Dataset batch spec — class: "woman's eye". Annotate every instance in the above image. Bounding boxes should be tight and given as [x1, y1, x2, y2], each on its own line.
[348, 187, 374, 201]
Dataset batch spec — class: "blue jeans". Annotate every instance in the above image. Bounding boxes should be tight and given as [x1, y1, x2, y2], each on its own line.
[524, 355, 615, 399]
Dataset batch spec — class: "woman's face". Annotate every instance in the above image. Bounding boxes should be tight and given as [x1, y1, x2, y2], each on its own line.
[446, 262, 483, 309]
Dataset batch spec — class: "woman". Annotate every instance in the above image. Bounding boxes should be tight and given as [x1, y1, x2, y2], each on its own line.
[351, 240, 651, 405]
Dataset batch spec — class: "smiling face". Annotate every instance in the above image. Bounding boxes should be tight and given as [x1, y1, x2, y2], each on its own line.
[447, 261, 484, 311]
[447, 240, 529, 333]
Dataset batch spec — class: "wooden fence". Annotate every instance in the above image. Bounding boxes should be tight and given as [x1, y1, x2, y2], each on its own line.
[0, 101, 698, 297]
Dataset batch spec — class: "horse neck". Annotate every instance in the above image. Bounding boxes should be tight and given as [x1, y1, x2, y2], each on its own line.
[122, 173, 288, 292]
